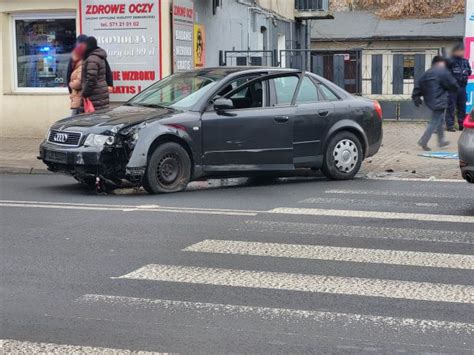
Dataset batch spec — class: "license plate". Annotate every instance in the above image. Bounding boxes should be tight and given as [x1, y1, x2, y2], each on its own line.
[45, 150, 67, 163]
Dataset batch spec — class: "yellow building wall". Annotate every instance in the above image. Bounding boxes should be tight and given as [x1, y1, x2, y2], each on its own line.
[256, 0, 295, 20]
[0, 0, 172, 138]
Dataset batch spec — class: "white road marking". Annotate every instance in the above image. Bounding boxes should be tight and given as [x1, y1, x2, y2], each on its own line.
[415, 202, 440, 207]
[116, 264, 474, 304]
[0, 339, 160, 354]
[1, 199, 471, 222]
[184, 240, 474, 269]
[234, 220, 474, 244]
[268, 207, 474, 223]
[78, 294, 474, 337]
[0, 201, 257, 216]
[300, 197, 441, 209]
[365, 176, 464, 183]
[325, 189, 466, 198]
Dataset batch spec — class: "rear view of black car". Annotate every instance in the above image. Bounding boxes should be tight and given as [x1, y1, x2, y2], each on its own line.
[40, 68, 383, 193]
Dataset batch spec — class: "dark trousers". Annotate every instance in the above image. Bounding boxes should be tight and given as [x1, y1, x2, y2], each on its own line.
[446, 86, 467, 128]
[419, 109, 446, 147]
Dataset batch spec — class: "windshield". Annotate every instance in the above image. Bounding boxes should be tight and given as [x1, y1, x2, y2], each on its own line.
[127, 71, 224, 110]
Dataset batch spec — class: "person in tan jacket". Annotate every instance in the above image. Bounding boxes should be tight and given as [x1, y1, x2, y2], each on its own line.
[69, 42, 86, 115]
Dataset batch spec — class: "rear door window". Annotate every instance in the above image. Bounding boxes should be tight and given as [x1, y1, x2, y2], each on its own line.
[272, 76, 299, 106]
[296, 76, 321, 103]
[318, 83, 340, 101]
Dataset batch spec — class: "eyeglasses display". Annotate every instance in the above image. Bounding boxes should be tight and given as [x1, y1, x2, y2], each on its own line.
[15, 18, 76, 88]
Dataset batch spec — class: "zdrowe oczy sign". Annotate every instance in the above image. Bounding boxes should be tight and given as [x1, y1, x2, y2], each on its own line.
[79, 0, 162, 101]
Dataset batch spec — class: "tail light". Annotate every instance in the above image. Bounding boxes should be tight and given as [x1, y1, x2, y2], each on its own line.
[373, 100, 383, 120]
[463, 112, 474, 129]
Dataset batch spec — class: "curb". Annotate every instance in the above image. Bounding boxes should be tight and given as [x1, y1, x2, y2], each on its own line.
[0, 166, 51, 175]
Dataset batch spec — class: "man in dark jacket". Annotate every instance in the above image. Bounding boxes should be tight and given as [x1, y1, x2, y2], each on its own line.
[81, 36, 110, 111]
[67, 35, 113, 94]
[447, 43, 472, 131]
[412, 56, 458, 151]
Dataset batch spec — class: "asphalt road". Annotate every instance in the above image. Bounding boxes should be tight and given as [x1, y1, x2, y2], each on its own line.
[1, 173, 473, 354]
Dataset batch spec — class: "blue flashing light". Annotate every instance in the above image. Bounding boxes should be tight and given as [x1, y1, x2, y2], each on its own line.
[39, 46, 51, 52]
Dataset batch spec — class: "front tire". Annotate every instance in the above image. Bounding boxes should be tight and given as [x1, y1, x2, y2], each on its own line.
[322, 131, 363, 180]
[143, 142, 191, 194]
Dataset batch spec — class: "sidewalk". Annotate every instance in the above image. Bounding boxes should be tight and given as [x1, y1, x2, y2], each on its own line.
[0, 122, 464, 180]
[359, 122, 462, 180]
[0, 137, 44, 174]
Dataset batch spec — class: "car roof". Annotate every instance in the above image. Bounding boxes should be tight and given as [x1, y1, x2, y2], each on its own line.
[190, 67, 301, 78]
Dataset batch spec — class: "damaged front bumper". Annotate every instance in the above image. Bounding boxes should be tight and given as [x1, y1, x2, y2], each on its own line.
[39, 140, 145, 185]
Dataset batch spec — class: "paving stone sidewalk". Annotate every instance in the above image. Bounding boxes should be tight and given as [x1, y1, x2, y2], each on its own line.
[0, 122, 463, 180]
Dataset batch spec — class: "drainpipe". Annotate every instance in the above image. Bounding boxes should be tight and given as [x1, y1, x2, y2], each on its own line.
[246, 6, 260, 50]
[304, 20, 311, 71]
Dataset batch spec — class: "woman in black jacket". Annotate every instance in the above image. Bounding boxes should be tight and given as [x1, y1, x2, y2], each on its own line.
[81, 36, 110, 111]
[67, 35, 113, 94]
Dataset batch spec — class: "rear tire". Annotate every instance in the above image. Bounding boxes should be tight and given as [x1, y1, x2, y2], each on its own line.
[143, 142, 191, 194]
[322, 131, 363, 180]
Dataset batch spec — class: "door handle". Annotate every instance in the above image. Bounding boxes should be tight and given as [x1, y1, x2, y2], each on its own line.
[274, 115, 289, 123]
[318, 110, 329, 117]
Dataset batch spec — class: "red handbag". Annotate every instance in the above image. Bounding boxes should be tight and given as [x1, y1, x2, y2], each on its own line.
[83, 98, 95, 113]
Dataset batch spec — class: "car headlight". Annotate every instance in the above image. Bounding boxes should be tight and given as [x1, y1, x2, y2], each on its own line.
[84, 134, 115, 147]
[120, 124, 144, 148]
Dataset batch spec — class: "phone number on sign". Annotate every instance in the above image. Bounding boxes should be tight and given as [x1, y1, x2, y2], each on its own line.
[101, 21, 140, 28]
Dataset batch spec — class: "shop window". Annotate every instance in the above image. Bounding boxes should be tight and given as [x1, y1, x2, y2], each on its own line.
[13, 15, 76, 91]
[403, 55, 415, 80]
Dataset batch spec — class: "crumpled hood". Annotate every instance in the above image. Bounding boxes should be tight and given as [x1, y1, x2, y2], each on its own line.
[51, 105, 178, 133]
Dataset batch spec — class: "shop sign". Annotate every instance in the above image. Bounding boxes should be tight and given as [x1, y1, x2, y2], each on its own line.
[465, 0, 474, 113]
[79, 0, 162, 101]
[194, 23, 205, 68]
[173, 0, 194, 72]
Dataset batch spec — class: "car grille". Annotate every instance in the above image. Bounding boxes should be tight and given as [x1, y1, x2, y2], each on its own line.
[48, 130, 82, 146]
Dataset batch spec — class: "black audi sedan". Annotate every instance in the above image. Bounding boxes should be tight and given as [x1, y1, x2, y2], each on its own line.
[40, 68, 383, 193]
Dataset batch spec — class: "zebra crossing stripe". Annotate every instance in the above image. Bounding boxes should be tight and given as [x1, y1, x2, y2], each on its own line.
[268, 207, 474, 223]
[0, 339, 159, 354]
[77, 294, 474, 338]
[116, 264, 474, 304]
[234, 220, 474, 244]
[324, 189, 465, 198]
[184, 240, 474, 269]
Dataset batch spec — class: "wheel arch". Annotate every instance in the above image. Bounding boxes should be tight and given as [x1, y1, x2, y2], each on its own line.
[324, 121, 369, 158]
[126, 123, 196, 171]
[147, 134, 194, 170]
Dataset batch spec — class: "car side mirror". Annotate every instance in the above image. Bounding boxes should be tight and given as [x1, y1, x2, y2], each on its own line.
[214, 98, 234, 112]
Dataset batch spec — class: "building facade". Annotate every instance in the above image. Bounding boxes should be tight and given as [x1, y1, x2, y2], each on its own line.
[310, 11, 464, 119]
[0, 0, 307, 137]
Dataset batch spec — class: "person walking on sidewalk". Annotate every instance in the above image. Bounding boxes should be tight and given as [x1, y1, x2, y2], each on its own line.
[412, 56, 459, 151]
[68, 41, 86, 115]
[66, 35, 88, 95]
[81, 36, 110, 111]
[447, 43, 472, 131]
